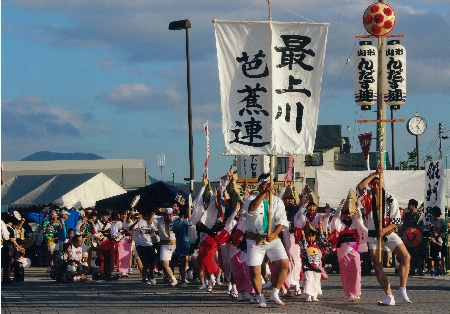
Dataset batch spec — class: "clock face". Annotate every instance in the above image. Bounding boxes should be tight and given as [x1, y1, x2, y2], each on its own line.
[407, 116, 427, 135]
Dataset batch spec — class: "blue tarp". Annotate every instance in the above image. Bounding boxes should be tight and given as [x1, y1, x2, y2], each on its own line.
[22, 209, 80, 230]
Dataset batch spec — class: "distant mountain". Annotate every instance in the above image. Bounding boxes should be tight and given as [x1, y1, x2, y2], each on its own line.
[21, 151, 105, 161]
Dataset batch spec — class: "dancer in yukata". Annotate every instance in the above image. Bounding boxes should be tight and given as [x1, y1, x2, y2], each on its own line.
[330, 189, 368, 302]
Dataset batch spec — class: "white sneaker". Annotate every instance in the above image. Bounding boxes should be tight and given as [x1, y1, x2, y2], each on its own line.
[269, 288, 285, 305]
[46, 266, 52, 273]
[237, 292, 245, 301]
[186, 270, 193, 280]
[305, 295, 312, 302]
[199, 284, 207, 290]
[398, 287, 412, 303]
[349, 295, 356, 302]
[312, 296, 319, 302]
[168, 277, 177, 286]
[128, 268, 133, 274]
[148, 278, 157, 285]
[248, 294, 256, 304]
[180, 282, 187, 288]
[258, 294, 267, 308]
[378, 295, 395, 306]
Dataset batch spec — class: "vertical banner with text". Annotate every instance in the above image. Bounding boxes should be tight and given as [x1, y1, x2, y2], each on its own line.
[214, 20, 328, 156]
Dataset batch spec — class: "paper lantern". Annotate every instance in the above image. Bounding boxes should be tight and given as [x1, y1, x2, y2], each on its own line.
[354, 41, 377, 110]
[382, 40, 406, 107]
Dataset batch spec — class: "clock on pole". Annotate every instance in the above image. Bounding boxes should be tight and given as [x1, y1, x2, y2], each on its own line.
[407, 113, 427, 135]
[407, 113, 426, 169]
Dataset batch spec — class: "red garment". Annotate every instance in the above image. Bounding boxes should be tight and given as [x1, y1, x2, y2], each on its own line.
[198, 235, 219, 275]
[98, 238, 115, 274]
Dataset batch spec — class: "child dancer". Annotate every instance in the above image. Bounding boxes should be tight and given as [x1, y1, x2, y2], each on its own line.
[330, 190, 368, 301]
[300, 221, 330, 302]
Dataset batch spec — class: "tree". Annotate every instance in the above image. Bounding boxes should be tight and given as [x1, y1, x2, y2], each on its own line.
[399, 149, 432, 170]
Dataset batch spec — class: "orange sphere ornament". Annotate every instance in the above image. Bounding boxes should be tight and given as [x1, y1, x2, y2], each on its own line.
[363, 2, 396, 36]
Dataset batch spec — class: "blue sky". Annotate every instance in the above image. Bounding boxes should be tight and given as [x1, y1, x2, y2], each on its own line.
[2, 0, 450, 182]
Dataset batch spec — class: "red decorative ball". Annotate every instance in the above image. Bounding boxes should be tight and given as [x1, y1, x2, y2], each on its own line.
[363, 2, 396, 36]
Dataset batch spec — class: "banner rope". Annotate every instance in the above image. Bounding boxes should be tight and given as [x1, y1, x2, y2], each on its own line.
[217, 2, 263, 20]
[271, 2, 315, 23]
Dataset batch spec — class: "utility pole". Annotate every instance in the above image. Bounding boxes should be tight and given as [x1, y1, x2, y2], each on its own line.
[439, 123, 449, 159]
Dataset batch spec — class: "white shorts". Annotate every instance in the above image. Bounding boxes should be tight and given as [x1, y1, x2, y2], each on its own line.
[367, 233, 403, 252]
[160, 244, 176, 261]
[246, 238, 288, 267]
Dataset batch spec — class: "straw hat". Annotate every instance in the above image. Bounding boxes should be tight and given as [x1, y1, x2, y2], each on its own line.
[342, 189, 358, 215]
[307, 190, 319, 206]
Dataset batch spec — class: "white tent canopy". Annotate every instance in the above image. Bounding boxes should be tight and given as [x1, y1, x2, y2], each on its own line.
[1, 173, 127, 208]
[315, 170, 425, 209]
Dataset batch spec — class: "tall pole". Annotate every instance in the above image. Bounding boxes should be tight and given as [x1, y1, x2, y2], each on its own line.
[440, 123, 443, 159]
[267, 155, 274, 237]
[416, 135, 420, 170]
[376, 0, 387, 263]
[186, 27, 194, 195]
[391, 106, 395, 169]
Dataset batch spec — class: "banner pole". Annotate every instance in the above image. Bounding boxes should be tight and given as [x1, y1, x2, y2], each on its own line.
[267, 155, 274, 237]
[376, 9, 385, 263]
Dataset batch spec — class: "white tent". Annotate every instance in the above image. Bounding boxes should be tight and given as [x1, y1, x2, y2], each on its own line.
[315, 170, 425, 209]
[1, 173, 127, 208]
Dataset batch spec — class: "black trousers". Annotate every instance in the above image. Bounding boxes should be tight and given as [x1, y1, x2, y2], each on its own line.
[13, 261, 24, 282]
[136, 245, 158, 279]
[1, 246, 13, 282]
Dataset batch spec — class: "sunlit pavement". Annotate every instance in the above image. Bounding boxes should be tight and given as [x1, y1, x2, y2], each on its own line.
[2, 267, 450, 314]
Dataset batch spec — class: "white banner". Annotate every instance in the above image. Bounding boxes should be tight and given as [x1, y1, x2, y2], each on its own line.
[316, 169, 426, 209]
[214, 20, 328, 155]
[238, 155, 269, 179]
[424, 159, 447, 219]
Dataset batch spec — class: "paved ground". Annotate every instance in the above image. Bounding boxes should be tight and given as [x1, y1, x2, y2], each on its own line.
[2, 267, 450, 314]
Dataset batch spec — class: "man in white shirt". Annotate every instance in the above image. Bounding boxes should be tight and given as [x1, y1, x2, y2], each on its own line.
[129, 211, 158, 284]
[245, 173, 289, 308]
[357, 165, 411, 306]
[149, 208, 178, 286]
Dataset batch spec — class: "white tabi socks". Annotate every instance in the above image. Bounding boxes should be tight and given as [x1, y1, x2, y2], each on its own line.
[269, 288, 285, 306]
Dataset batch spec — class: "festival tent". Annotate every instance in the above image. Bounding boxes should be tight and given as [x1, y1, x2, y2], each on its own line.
[315, 169, 425, 209]
[1, 173, 127, 209]
[95, 181, 190, 214]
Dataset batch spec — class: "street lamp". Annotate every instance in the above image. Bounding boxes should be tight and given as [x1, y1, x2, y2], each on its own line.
[169, 19, 194, 195]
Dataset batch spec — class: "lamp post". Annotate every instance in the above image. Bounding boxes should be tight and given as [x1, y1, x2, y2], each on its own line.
[169, 19, 194, 195]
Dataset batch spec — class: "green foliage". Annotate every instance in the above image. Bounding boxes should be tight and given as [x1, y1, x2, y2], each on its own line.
[399, 149, 432, 170]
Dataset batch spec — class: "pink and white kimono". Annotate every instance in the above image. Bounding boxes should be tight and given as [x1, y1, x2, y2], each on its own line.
[110, 220, 132, 275]
[330, 203, 368, 299]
